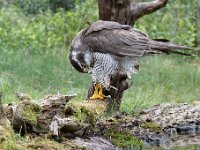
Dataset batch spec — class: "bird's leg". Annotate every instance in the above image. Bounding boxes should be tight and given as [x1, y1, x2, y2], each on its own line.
[90, 83, 104, 100]
[99, 84, 105, 98]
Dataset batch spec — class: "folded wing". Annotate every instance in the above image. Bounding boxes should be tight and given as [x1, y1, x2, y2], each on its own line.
[82, 20, 191, 58]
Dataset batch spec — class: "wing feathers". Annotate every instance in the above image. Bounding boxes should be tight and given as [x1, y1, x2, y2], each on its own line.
[82, 21, 190, 58]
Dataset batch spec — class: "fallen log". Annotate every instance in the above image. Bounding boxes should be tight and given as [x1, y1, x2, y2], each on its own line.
[3, 93, 110, 138]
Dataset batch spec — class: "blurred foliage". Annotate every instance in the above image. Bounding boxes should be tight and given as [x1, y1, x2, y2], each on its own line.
[14, 0, 86, 14]
[49, 0, 86, 11]
[15, 0, 50, 14]
[0, 0, 97, 56]
[135, 0, 197, 48]
[0, 0, 85, 13]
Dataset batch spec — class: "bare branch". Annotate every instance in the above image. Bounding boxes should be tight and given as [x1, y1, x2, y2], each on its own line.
[131, 0, 168, 22]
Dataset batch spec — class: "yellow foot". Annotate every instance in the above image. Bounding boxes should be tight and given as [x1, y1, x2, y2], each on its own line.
[99, 84, 105, 98]
[90, 94, 104, 100]
[99, 93, 105, 98]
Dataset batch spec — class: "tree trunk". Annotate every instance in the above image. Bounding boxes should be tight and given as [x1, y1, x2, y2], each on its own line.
[98, 0, 133, 25]
[98, 0, 168, 25]
[88, 0, 169, 111]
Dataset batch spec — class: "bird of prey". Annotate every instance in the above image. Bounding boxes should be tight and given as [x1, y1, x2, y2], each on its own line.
[70, 20, 190, 100]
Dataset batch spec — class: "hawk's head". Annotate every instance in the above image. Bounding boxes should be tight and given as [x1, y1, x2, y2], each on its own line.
[70, 48, 93, 73]
[69, 30, 93, 73]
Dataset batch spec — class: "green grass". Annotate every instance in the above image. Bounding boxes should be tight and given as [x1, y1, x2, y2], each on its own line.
[1, 49, 200, 113]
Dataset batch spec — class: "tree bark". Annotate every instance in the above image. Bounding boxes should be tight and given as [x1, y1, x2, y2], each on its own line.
[98, 0, 168, 25]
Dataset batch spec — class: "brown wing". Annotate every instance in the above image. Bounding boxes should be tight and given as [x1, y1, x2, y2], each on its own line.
[82, 21, 190, 58]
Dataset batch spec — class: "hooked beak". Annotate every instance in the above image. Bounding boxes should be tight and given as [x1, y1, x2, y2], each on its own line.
[87, 66, 92, 74]
[82, 66, 92, 74]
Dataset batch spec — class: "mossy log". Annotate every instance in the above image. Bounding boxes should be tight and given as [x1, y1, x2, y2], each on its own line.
[3, 93, 111, 138]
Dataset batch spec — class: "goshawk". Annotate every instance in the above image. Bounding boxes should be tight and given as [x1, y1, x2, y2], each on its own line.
[70, 20, 190, 100]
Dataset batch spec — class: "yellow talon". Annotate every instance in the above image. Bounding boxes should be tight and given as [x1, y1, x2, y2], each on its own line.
[99, 84, 105, 97]
[90, 83, 105, 100]
[90, 94, 104, 100]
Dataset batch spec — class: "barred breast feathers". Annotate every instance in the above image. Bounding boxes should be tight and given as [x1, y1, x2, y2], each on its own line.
[91, 52, 138, 89]
[92, 52, 119, 89]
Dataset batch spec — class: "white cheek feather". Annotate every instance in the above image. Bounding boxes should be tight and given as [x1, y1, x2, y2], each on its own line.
[84, 52, 92, 66]
[71, 51, 78, 61]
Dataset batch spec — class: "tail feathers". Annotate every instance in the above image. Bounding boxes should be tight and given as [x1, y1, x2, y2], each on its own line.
[149, 40, 192, 55]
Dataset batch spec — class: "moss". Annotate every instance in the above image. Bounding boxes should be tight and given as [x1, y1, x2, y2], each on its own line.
[0, 126, 13, 143]
[1, 139, 22, 150]
[105, 129, 143, 149]
[0, 126, 22, 150]
[65, 102, 97, 125]
[19, 100, 42, 125]
[80, 106, 96, 125]
[141, 122, 162, 133]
